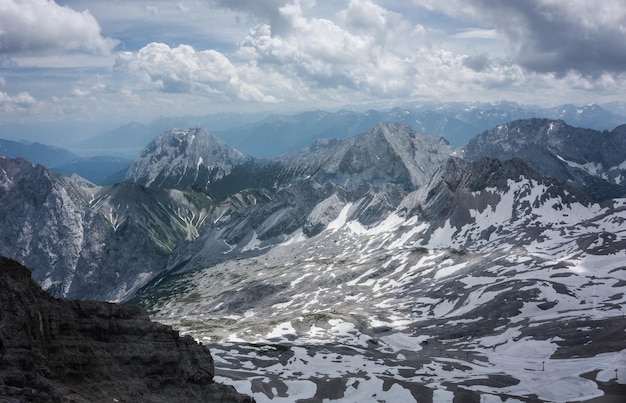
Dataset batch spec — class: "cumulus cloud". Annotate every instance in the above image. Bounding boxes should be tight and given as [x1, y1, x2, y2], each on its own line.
[235, 0, 420, 96]
[114, 42, 281, 102]
[416, 0, 626, 76]
[0, 0, 118, 55]
[112, 0, 625, 110]
[0, 91, 39, 112]
[208, 0, 296, 34]
[114, 0, 540, 106]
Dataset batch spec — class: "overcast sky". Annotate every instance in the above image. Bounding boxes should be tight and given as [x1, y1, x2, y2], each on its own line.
[1, 0, 626, 127]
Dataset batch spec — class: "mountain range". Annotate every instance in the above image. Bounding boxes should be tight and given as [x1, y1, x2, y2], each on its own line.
[1, 116, 625, 401]
[463, 118, 626, 200]
[3, 101, 626, 187]
[216, 101, 626, 157]
[0, 137, 132, 185]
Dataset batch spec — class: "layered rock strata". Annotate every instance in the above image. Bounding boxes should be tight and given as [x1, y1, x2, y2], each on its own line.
[0, 256, 253, 403]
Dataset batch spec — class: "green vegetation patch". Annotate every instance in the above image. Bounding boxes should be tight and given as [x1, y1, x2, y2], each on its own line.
[303, 312, 331, 322]
[177, 317, 238, 333]
[184, 191, 216, 210]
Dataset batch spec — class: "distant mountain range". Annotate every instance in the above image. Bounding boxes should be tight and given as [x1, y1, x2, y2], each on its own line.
[214, 101, 626, 157]
[0, 137, 132, 185]
[23, 100, 624, 159]
[2, 101, 625, 187]
[0, 137, 79, 167]
[2, 118, 624, 300]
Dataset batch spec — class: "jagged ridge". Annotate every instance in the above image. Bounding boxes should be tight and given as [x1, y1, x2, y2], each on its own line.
[463, 118, 626, 198]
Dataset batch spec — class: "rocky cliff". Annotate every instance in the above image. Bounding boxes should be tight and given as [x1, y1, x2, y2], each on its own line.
[0, 256, 254, 403]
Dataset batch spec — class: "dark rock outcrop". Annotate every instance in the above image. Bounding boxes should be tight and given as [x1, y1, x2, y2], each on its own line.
[0, 256, 254, 403]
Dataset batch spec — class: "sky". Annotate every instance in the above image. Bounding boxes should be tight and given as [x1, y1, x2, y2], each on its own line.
[1, 0, 626, 132]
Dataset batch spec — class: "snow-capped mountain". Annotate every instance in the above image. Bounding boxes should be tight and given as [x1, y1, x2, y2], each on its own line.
[463, 118, 626, 199]
[2, 118, 626, 401]
[136, 156, 626, 402]
[125, 127, 250, 192]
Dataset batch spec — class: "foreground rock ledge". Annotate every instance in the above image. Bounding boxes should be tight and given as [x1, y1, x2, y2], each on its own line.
[0, 256, 254, 403]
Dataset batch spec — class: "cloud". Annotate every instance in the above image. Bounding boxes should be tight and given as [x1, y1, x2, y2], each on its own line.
[114, 42, 280, 102]
[113, 0, 539, 107]
[463, 53, 492, 72]
[452, 29, 498, 40]
[145, 4, 159, 16]
[177, 2, 190, 13]
[0, 91, 39, 112]
[235, 0, 420, 96]
[416, 0, 626, 76]
[110, 0, 626, 114]
[208, 0, 296, 34]
[0, 0, 118, 55]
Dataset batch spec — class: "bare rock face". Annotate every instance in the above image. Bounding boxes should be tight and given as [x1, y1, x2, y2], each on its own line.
[125, 127, 250, 192]
[462, 118, 626, 199]
[0, 256, 254, 403]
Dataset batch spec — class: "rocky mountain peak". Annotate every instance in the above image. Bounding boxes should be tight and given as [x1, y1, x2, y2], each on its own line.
[431, 156, 541, 192]
[125, 127, 250, 191]
[399, 156, 589, 226]
[463, 118, 626, 198]
[282, 121, 456, 191]
[338, 122, 455, 189]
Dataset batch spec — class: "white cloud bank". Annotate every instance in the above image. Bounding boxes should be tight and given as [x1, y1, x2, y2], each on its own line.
[0, 0, 118, 55]
[114, 0, 542, 107]
[115, 42, 282, 103]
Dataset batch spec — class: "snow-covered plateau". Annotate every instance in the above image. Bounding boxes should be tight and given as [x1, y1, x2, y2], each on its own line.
[145, 178, 626, 402]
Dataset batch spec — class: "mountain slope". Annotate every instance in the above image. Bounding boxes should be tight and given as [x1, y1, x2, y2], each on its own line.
[0, 256, 253, 403]
[50, 155, 132, 185]
[0, 157, 217, 301]
[279, 122, 456, 191]
[136, 156, 626, 402]
[2, 118, 626, 401]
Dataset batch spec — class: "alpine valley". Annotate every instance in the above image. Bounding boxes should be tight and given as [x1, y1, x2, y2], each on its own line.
[1, 117, 626, 402]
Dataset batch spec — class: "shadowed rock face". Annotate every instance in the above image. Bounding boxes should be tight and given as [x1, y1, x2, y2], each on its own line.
[462, 119, 626, 199]
[0, 256, 254, 403]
